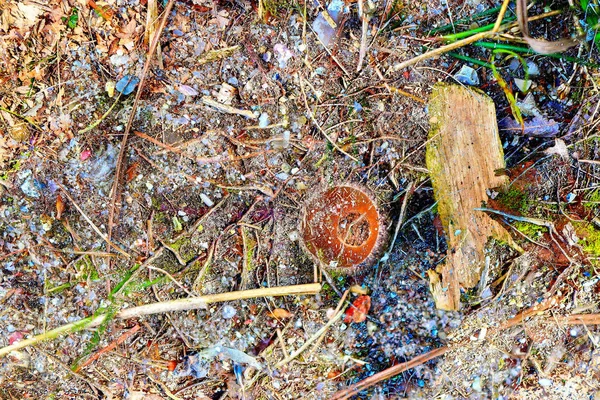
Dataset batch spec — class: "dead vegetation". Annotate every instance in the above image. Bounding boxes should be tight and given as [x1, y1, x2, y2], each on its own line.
[0, 0, 600, 399]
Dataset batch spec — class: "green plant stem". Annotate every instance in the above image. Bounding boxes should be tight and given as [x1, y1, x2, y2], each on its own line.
[0, 283, 322, 358]
[447, 52, 492, 68]
[429, 5, 503, 35]
[0, 106, 42, 131]
[474, 41, 600, 67]
[442, 17, 516, 41]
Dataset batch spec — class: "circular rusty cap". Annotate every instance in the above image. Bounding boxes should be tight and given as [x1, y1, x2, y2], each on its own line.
[300, 185, 381, 271]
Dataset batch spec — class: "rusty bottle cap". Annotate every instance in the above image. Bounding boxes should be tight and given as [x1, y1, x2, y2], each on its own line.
[300, 185, 383, 272]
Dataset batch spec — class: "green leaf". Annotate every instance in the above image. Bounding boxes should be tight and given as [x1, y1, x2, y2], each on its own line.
[67, 8, 78, 29]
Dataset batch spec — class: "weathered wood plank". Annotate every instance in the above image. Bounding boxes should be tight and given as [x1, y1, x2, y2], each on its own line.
[426, 83, 513, 311]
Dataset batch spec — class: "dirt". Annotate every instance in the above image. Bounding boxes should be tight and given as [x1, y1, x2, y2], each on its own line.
[1, 0, 600, 399]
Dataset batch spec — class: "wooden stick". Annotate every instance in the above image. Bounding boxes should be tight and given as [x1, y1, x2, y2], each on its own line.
[331, 346, 449, 399]
[108, 0, 176, 243]
[118, 283, 322, 319]
[275, 308, 344, 367]
[74, 324, 141, 372]
[0, 283, 321, 358]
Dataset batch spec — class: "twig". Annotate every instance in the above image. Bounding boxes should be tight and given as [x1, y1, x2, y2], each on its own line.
[0, 283, 322, 357]
[275, 308, 344, 367]
[108, 0, 176, 244]
[309, 289, 350, 354]
[74, 324, 141, 372]
[382, 181, 414, 260]
[298, 78, 359, 162]
[474, 207, 556, 232]
[58, 184, 131, 258]
[331, 346, 449, 399]
[201, 96, 257, 119]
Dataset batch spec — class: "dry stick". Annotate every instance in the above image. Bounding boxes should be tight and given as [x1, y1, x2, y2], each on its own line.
[492, 0, 512, 32]
[331, 295, 562, 399]
[107, 0, 175, 244]
[275, 309, 344, 367]
[331, 346, 449, 400]
[0, 283, 322, 358]
[298, 78, 359, 162]
[309, 289, 350, 355]
[58, 185, 131, 258]
[391, 31, 492, 71]
[74, 324, 141, 372]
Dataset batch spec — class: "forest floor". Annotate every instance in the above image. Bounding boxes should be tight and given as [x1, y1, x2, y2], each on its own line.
[1, 0, 600, 399]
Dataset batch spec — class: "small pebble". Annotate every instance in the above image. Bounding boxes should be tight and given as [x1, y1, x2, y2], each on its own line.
[538, 378, 553, 387]
[222, 305, 236, 319]
[259, 112, 270, 128]
[200, 193, 214, 207]
[454, 65, 479, 86]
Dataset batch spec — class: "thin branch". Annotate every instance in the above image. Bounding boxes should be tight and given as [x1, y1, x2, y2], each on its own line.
[108, 0, 176, 244]
[0, 283, 322, 357]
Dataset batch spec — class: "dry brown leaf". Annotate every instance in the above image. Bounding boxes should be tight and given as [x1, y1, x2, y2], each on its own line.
[516, 0, 577, 54]
[344, 295, 371, 323]
[56, 194, 65, 219]
[268, 308, 293, 319]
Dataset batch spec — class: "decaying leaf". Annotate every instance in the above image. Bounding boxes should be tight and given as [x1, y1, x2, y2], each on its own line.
[268, 308, 293, 319]
[516, 0, 578, 54]
[56, 194, 66, 219]
[344, 295, 371, 323]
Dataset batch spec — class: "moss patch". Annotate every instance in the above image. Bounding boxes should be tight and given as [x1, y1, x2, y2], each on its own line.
[574, 222, 600, 257]
[495, 188, 531, 214]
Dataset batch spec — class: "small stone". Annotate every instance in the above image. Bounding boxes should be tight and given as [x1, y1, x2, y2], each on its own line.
[538, 378, 553, 387]
[222, 305, 236, 319]
[454, 65, 479, 86]
[116, 75, 140, 95]
[514, 78, 532, 93]
[200, 193, 214, 207]
[259, 113, 270, 128]
[527, 60, 540, 76]
[472, 376, 482, 392]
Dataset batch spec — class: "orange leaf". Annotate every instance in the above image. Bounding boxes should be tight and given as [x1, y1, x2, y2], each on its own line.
[268, 308, 293, 319]
[126, 162, 139, 182]
[344, 295, 371, 324]
[56, 194, 65, 219]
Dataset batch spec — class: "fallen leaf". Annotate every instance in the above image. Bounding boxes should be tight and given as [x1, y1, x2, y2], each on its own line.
[80, 149, 92, 161]
[178, 84, 199, 97]
[126, 162, 139, 182]
[8, 331, 24, 345]
[516, 0, 577, 54]
[544, 139, 569, 159]
[268, 308, 293, 319]
[56, 194, 66, 219]
[344, 295, 371, 323]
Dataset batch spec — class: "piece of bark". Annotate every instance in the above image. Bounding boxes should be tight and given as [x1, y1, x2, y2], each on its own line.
[426, 83, 513, 311]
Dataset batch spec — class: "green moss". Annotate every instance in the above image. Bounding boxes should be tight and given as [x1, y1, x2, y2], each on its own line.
[262, 0, 294, 16]
[583, 189, 600, 209]
[513, 221, 545, 237]
[73, 255, 100, 281]
[154, 211, 168, 223]
[574, 222, 600, 256]
[166, 236, 197, 263]
[495, 188, 531, 214]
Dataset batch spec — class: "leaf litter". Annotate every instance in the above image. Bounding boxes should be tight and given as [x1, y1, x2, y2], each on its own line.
[0, 0, 599, 399]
